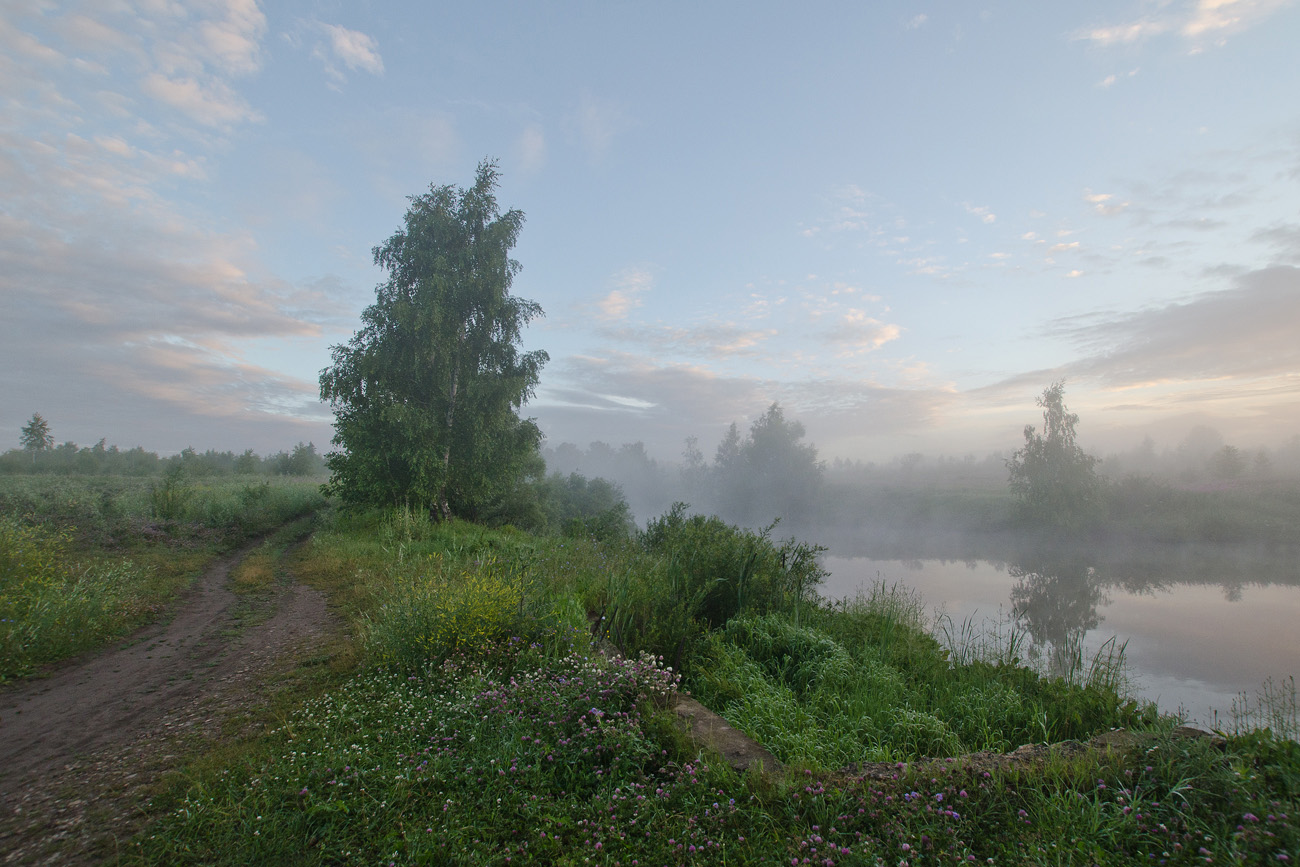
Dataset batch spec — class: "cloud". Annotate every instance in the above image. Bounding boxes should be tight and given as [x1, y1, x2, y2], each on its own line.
[1077, 18, 1169, 46]
[0, 8, 341, 456]
[964, 203, 997, 224]
[1084, 190, 1131, 216]
[1182, 0, 1294, 37]
[141, 73, 261, 127]
[533, 353, 956, 460]
[1050, 266, 1300, 386]
[320, 23, 383, 75]
[1078, 0, 1295, 47]
[598, 323, 779, 358]
[1252, 222, 1300, 263]
[197, 0, 267, 77]
[905, 14, 929, 29]
[823, 310, 902, 356]
[596, 268, 652, 321]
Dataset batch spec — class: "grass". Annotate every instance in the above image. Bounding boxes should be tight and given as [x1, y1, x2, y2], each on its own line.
[0, 475, 326, 680]
[122, 506, 1298, 865]
[4, 479, 1295, 864]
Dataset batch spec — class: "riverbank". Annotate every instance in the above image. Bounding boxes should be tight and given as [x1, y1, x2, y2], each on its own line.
[128, 508, 1297, 865]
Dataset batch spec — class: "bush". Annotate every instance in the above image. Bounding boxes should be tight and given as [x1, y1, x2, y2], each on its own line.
[363, 557, 531, 669]
[591, 505, 826, 672]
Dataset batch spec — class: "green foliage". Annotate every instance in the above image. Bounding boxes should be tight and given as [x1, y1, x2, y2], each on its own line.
[363, 558, 535, 669]
[591, 505, 826, 671]
[265, 441, 327, 476]
[19, 412, 54, 453]
[537, 471, 633, 542]
[695, 403, 825, 527]
[0, 476, 327, 678]
[692, 600, 1155, 768]
[132, 516, 1298, 867]
[0, 515, 153, 679]
[1007, 381, 1103, 527]
[319, 159, 548, 521]
[0, 437, 326, 478]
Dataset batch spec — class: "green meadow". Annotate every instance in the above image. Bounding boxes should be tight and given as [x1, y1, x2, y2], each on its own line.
[2, 475, 1296, 863]
[0, 474, 326, 680]
[128, 504, 1297, 866]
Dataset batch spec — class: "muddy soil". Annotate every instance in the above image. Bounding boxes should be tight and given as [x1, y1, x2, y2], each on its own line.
[0, 536, 341, 865]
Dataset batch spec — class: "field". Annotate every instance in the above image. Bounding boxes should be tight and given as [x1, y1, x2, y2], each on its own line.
[0, 474, 327, 680]
[126, 506, 1297, 865]
[3, 477, 1296, 864]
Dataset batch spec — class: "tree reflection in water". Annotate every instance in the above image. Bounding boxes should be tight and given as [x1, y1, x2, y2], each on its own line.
[1008, 550, 1109, 680]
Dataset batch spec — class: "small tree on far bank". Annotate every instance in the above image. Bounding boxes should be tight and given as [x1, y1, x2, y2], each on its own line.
[1006, 381, 1101, 527]
[20, 413, 54, 463]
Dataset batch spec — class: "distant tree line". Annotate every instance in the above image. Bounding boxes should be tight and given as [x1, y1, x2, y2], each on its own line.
[4, 414, 326, 477]
[545, 403, 825, 530]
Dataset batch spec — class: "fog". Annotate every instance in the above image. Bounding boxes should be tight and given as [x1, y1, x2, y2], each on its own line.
[541, 403, 1300, 543]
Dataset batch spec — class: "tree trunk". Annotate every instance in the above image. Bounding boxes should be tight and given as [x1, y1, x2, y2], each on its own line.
[433, 343, 462, 523]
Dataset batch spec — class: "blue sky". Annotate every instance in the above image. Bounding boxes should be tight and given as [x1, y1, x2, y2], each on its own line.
[2, 0, 1298, 462]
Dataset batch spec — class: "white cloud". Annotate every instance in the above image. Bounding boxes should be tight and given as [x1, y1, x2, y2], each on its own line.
[1084, 189, 1131, 215]
[321, 23, 383, 75]
[1078, 0, 1295, 47]
[596, 268, 653, 321]
[198, 0, 267, 77]
[824, 309, 902, 356]
[905, 14, 929, 29]
[141, 73, 261, 127]
[1182, 0, 1293, 37]
[0, 8, 339, 453]
[1078, 18, 1169, 46]
[533, 353, 956, 461]
[598, 322, 778, 358]
[964, 203, 997, 224]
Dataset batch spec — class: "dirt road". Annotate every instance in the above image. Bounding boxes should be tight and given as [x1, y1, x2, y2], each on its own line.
[0, 534, 340, 865]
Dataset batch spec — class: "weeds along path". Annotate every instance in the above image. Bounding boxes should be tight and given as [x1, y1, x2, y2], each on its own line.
[0, 528, 341, 865]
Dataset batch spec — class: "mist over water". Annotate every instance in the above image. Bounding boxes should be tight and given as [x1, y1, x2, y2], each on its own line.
[544, 414, 1300, 729]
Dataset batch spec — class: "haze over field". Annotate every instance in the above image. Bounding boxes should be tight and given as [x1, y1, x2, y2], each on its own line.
[2, 1, 1298, 461]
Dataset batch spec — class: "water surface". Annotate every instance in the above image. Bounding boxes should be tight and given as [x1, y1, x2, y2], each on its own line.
[821, 545, 1300, 727]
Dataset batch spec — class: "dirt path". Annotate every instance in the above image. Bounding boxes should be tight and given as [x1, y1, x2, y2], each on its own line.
[0, 534, 341, 865]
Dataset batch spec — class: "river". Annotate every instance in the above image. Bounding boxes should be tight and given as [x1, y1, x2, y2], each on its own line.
[820, 542, 1300, 729]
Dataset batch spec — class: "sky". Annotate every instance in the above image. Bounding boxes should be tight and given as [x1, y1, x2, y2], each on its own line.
[2, 0, 1299, 463]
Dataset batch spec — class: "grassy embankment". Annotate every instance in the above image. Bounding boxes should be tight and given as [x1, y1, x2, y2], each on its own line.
[0, 474, 327, 681]
[127, 505, 1298, 866]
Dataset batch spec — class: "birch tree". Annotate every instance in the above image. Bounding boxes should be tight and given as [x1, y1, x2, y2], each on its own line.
[320, 160, 548, 519]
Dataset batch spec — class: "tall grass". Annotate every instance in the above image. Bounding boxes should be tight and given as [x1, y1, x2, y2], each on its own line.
[0, 474, 327, 546]
[0, 475, 327, 679]
[1224, 675, 1299, 741]
[0, 516, 168, 678]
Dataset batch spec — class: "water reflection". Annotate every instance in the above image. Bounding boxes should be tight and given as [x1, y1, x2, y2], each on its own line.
[818, 537, 1300, 721]
[1007, 552, 1106, 679]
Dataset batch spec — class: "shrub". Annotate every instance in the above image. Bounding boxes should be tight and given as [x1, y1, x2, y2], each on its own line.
[363, 557, 531, 669]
